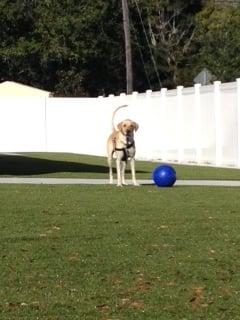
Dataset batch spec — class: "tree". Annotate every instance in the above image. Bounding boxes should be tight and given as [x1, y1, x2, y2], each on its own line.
[0, 0, 207, 96]
[194, 4, 240, 82]
[0, 0, 39, 85]
[0, 0, 126, 96]
[129, 0, 203, 90]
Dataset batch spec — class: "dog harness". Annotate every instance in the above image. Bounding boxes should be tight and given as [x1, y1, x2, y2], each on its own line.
[114, 142, 135, 162]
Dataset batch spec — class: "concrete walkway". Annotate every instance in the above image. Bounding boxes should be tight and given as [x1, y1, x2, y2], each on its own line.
[0, 177, 240, 187]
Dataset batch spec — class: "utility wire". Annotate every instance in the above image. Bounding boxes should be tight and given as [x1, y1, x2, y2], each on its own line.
[132, 0, 162, 88]
[131, 22, 153, 90]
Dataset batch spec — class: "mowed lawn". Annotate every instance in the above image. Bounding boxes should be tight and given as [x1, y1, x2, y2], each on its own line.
[1, 152, 240, 180]
[1, 153, 240, 319]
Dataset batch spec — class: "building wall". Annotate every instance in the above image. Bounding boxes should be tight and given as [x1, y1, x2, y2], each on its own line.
[0, 81, 51, 97]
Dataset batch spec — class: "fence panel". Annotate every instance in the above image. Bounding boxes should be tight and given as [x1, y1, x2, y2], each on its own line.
[199, 85, 216, 164]
[46, 97, 115, 156]
[181, 87, 196, 163]
[0, 97, 46, 152]
[220, 82, 238, 166]
[0, 79, 240, 168]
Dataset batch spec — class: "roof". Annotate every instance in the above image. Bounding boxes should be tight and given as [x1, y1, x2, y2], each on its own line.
[0, 81, 51, 97]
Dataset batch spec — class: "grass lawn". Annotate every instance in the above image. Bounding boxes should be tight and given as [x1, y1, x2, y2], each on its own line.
[1, 152, 240, 180]
[0, 153, 240, 319]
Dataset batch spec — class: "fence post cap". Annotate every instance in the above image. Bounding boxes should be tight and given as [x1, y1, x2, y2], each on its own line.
[146, 89, 152, 95]
[194, 83, 201, 89]
[177, 85, 184, 91]
[214, 80, 221, 86]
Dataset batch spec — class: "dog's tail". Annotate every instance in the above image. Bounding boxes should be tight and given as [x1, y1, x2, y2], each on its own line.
[112, 104, 128, 131]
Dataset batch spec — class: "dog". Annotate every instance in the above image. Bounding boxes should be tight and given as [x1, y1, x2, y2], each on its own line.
[107, 105, 139, 186]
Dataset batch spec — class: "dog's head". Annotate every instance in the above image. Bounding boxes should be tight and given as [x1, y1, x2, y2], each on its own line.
[117, 119, 139, 136]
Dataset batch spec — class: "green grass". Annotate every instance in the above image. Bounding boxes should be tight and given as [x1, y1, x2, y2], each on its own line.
[1, 153, 240, 319]
[1, 152, 240, 180]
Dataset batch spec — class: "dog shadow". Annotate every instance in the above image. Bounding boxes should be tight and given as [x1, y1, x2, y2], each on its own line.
[0, 153, 108, 176]
[0, 153, 149, 176]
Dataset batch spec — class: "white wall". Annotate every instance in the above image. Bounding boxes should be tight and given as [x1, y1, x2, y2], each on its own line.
[1, 79, 240, 168]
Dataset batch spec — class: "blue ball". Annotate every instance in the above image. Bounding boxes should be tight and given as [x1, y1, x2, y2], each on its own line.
[153, 165, 176, 187]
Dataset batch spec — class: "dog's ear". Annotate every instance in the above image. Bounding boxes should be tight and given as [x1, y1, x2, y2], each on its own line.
[133, 122, 139, 131]
[117, 122, 123, 131]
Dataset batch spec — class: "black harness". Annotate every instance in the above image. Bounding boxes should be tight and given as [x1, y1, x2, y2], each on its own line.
[114, 142, 135, 162]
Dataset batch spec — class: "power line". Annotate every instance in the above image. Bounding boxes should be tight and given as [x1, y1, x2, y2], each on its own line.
[132, 0, 162, 88]
[131, 23, 153, 89]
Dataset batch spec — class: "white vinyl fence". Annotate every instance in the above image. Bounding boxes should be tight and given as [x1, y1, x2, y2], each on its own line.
[1, 79, 240, 168]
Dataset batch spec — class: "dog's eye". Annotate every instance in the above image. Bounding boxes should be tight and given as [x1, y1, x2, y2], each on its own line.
[123, 124, 127, 127]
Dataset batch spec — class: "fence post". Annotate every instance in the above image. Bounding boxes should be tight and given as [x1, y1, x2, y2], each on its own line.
[237, 78, 240, 167]
[194, 83, 202, 164]
[160, 88, 167, 162]
[108, 93, 115, 107]
[146, 89, 152, 98]
[177, 86, 184, 163]
[44, 97, 48, 152]
[131, 91, 138, 106]
[119, 92, 126, 106]
[132, 91, 138, 98]
[214, 81, 223, 167]
[144, 89, 153, 158]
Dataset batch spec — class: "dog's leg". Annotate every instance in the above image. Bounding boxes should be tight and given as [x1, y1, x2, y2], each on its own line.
[108, 156, 114, 184]
[116, 158, 122, 186]
[121, 161, 127, 185]
[130, 158, 139, 186]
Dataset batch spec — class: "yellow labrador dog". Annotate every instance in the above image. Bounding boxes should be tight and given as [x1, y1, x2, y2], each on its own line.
[107, 105, 139, 186]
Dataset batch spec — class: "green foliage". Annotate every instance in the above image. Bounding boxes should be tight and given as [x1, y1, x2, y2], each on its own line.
[0, 0, 125, 96]
[195, 4, 240, 82]
[130, 0, 202, 89]
[0, 0, 239, 95]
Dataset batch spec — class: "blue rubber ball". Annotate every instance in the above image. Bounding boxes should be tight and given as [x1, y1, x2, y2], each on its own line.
[153, 165, 176, 187]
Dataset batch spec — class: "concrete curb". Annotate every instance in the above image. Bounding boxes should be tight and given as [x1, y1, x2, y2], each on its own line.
[0, 178, 240, 187]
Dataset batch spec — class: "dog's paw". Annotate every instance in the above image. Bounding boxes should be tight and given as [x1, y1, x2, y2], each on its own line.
[133, 182, 140, 186]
